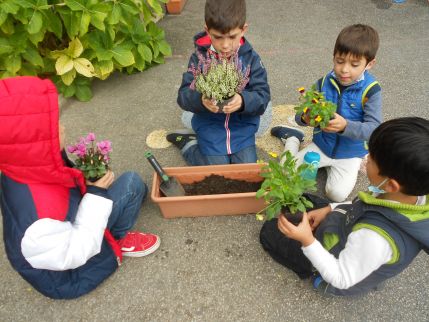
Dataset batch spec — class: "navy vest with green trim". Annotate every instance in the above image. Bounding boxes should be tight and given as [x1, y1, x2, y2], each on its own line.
[314, 192, 429, 296]
[314, 71, 379, 159]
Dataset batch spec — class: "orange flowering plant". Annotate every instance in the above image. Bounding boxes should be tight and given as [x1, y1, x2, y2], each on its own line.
[294, 86, 337, 129]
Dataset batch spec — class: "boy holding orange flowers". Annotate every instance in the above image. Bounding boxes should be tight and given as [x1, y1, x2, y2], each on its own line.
[272, 24, 382, 202]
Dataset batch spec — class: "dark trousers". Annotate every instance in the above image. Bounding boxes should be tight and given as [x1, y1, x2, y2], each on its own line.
[259, 194, 329, 279]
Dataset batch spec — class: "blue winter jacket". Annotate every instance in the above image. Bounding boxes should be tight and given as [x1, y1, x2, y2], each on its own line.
[177, 32, 271, 156]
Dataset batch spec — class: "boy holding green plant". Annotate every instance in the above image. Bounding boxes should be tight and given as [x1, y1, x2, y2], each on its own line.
[167, 0, 271, 165]
[261, 117, 429, 296]
[272, 24, 382, 202]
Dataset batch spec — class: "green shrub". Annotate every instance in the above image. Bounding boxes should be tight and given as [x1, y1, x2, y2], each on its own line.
[0, 0, 172, 101]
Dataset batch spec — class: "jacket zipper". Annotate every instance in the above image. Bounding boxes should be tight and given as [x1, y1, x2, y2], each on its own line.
[225, 114, 232, 155]
[331, 81, 343, 158]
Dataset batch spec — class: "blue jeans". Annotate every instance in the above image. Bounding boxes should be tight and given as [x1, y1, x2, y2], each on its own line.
[182, 142, 257, 165]
[106, 171, 147, 239]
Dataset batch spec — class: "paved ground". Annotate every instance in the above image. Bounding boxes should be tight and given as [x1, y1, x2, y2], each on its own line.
[1, 0, 429, 321]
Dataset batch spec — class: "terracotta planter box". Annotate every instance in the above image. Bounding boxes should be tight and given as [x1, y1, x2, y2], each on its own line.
[150, 163, 266, 218]
[166, 0, 187, 14]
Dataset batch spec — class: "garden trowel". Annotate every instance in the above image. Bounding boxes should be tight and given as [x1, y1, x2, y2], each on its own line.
[145, 152, 186, 197]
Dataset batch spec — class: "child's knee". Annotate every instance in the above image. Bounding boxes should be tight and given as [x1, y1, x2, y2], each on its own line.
[325, 184, 350, 202]
[123, 171, 147, 199]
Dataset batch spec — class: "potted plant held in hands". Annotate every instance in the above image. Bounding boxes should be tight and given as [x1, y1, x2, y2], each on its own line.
[188, 51, 250, 112]
[295, 86, 337, 129]
[256, 151, 317, 224]
[67, 133, 112, 182]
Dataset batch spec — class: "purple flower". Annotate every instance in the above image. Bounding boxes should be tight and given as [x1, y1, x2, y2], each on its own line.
[76, 143, 87, 158]
[86, 132, 96, 142]
[66, 145, 77, 153]
[97, 140, 112, 155]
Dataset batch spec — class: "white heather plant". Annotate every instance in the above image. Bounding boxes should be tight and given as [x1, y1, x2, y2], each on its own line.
[189, 51, 250, 105]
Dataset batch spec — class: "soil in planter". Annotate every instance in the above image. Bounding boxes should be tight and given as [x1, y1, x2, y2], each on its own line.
[182, 174, 261, 196]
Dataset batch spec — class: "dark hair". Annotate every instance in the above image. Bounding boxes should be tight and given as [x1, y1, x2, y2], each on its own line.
[205, 0, 246, 33]
[334, 24, 379, 63]
[368, 117, 429, 196]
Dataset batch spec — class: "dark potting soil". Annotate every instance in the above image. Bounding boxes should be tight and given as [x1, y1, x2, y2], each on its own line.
[183, 174, 261, 196]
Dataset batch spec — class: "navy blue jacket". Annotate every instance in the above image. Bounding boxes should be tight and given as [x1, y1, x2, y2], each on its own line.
[315, 192, 429, 295]
[177, 32, 271, 156]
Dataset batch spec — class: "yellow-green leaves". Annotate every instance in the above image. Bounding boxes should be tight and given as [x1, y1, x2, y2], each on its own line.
[74, 58, 94, 77]
[56, 56, 74, 75]
[0, 0, 171, 101]
[53, 38, 95, 85]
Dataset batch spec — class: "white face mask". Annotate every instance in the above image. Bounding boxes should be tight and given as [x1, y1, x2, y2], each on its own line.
[368, 178, 389, 196]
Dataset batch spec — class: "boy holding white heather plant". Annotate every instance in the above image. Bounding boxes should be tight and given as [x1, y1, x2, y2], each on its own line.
[167, 0, 271, 165]
[272, 24, 382, 202]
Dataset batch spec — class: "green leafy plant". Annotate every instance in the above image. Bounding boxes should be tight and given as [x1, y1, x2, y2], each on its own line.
[256, 151, 317, 221]
[189, 51, 250, 104]
[0, 0, 171, 101]
[294, 86, 337, 128]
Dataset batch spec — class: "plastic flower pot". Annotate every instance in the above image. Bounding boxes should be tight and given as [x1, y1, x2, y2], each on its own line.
[166, 0, 187, 14]
[150, 163, 266, 218]
[216, 96, 234, 113]
[281, 207, 304, 226]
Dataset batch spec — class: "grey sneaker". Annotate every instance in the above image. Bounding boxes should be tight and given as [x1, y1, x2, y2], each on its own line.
[271, 125, 305, 143]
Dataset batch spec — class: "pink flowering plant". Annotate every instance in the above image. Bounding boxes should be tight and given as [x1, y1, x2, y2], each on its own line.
[188, 51, 250, 106]
[67, 133, 112, 181]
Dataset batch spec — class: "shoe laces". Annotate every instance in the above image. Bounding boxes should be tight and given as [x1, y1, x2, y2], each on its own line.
[119, 232, 138, 248]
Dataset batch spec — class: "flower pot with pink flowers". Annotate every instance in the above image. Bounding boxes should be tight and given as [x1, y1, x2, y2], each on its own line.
[67, 133, 112, 182]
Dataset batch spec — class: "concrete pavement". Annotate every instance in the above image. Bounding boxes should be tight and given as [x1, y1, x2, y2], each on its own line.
[1, 0, 428, 321]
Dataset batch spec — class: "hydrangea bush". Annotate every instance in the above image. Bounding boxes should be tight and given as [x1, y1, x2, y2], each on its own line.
[0, 0, 171, 101]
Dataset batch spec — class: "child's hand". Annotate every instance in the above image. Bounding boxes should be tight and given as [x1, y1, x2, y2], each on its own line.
[86, 170, 115, 189]
[277, 212, 315, 247]
[222, 94, 243, 114]
[301, 110, 311, 125]
[307, 206, 331, 230]
[322, 113, 347, 133]
[202, 96, 220, 113]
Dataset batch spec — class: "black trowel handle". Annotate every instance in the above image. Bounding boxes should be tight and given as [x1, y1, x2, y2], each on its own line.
[145, 152, 169, 182]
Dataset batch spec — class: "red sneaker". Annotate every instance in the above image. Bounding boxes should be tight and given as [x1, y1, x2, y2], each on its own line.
[118, 232, 160, 257]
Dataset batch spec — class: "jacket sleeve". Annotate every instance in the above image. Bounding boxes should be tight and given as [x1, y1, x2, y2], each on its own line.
[21, 193, 113, 271]
[302, 228, 392, 289]
[240, 53, 271, 116]
[340, 87, 382, 141]
[177, 52, 208, 114]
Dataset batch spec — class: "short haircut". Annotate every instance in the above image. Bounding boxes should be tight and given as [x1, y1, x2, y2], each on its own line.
[368, 117, 429, 196]
[334, 24, 379, 63]
[205, 0, 246, 33]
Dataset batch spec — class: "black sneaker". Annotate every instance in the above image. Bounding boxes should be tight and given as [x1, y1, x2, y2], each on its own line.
[271, 125, 305, 143]
[166, 129, 197, 150]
